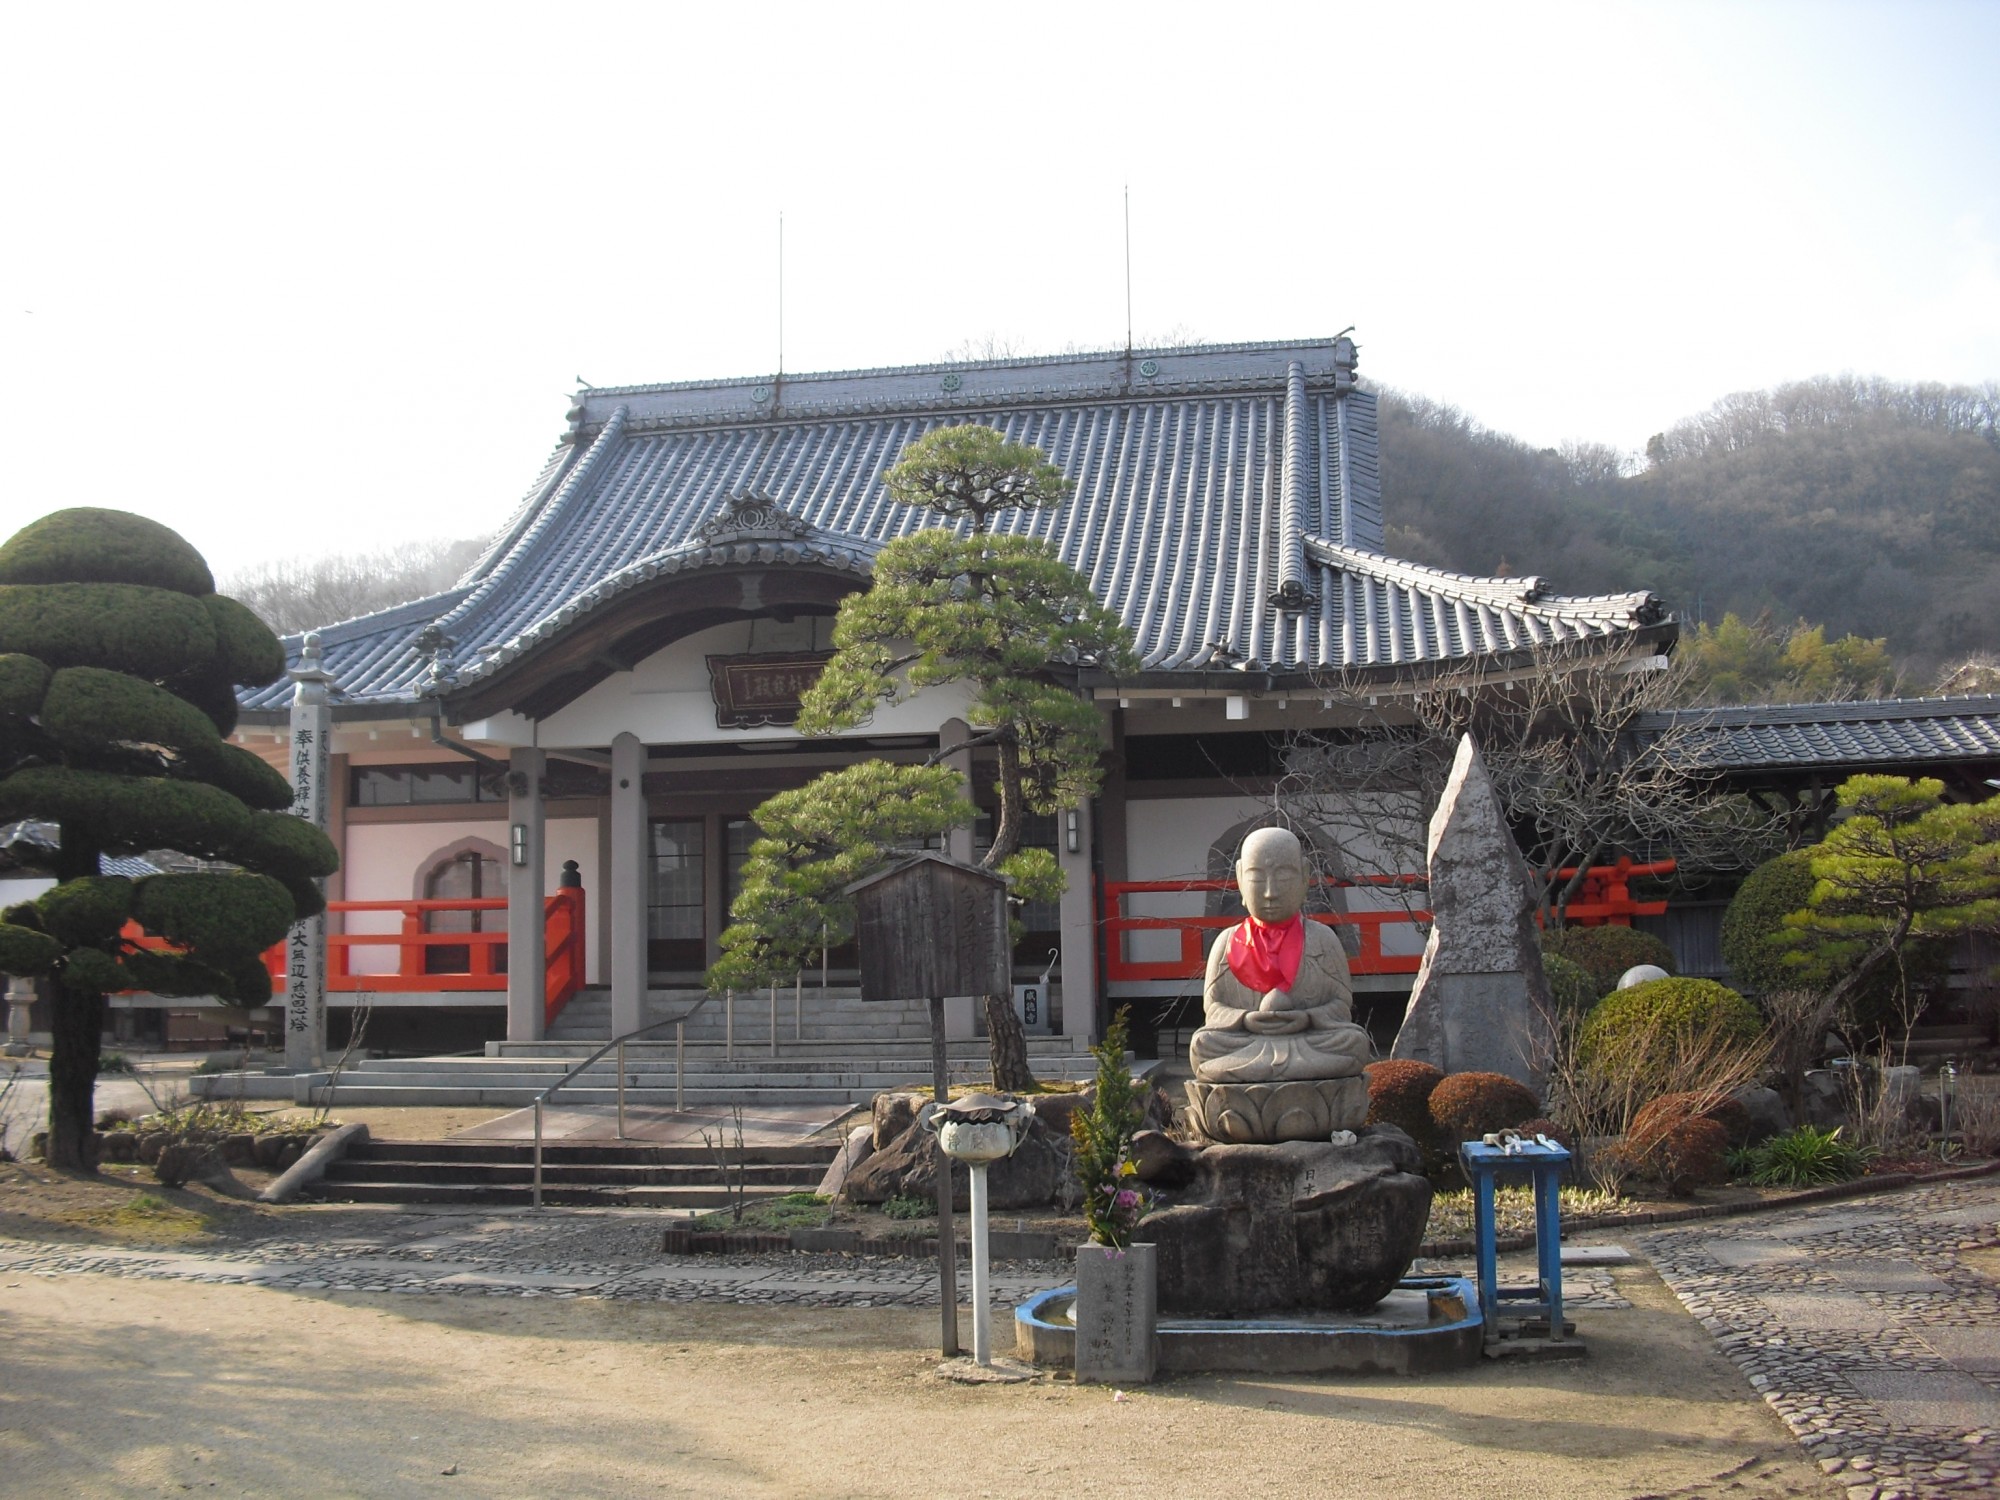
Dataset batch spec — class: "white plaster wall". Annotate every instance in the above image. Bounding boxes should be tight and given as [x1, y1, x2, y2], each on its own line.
[341, 816, 601, 979]
[530, 620, 973, 749]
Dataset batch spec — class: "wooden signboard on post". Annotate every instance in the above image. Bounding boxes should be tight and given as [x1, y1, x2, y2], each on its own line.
[846, 853, 1011, 1358]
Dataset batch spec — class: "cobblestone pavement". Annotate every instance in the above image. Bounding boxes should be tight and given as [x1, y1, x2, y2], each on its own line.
[1638, 1178, 2000, 1500]
[0, 1209, 1068, 1308]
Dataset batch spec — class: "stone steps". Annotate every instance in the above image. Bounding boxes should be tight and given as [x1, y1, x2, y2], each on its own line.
[315, 1137, 840, 1208]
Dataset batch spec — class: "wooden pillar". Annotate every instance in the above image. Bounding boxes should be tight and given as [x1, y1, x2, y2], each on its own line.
[940, 717, 975, 865]
[1057, 795, 1097, 1042]
[505, 746, 547, 1042]
[610, 733, 648, 1038]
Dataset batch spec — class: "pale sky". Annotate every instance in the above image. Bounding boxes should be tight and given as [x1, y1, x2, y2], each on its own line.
[3, 0, 1996, 581]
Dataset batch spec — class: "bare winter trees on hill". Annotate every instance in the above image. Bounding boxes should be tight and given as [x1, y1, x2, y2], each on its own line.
[222, 537, 489, 636]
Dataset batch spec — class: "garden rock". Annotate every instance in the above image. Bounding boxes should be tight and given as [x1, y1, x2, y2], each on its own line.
[136, 1131, 168, 1165]
[1146, 1125, 1433, 1315]
[1127, 1128, 1199, 1188]
[1800, 1070, 1846, 1130]
[871, 1092, 923, 1151]
[252, 1134, 289, 1169]
[221, 1133, 257, 1166]
[101, 1131, 137, 1162]
[815, 1124, 875, 1198]
[1732, 1085, 1790, 1144]
[845, 1107, 1071, 1210]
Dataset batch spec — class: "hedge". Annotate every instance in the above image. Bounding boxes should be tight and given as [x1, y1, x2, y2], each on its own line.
[0, 508, 215, 596]
[1428, 1070, 1542, 1144]
[0, 582, 219, 681]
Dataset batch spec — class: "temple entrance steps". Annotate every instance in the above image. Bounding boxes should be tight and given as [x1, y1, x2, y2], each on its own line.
[312, 1139, 841, 1209]
[304, 1035, 1095, 1108]
[544, 985, 1068, 1048]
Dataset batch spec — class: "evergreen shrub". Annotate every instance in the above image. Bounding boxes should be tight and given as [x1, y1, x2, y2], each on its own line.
[0, 923, 61, 975]
[35, 876, 134, 947]
[133, 873, 295, 959]
[0, 653, 49, 715]
[1578, 978, 1763, 1066]
[1541, 950, 1600, 1015]
[1427, 1070, 1542, 1145]
[200, 593, 288, 684]
[1543, 924, 1674, 995]
[1618, 1114, 1729, 1196]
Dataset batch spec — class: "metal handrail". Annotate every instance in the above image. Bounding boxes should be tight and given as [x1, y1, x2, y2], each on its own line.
[530, 994, 714, 1209]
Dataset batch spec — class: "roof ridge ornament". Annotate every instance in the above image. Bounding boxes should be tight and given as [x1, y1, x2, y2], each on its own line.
[693, 494, 813, 544]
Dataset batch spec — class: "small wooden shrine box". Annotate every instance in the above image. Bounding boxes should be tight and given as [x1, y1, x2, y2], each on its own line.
[845, 852, 1010, 1002]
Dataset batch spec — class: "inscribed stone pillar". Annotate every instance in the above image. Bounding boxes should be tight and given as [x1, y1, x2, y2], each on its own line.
[609, 733, 648, 1038]
[505, 746, 547, 1042]
[284, 634, 335, 1072]
[1056, 797, 1096, 1040]
[1391, 735, 1554, 1093]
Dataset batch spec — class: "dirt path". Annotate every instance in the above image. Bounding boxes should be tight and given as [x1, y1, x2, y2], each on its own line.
[0, 1266, 1834, 1499]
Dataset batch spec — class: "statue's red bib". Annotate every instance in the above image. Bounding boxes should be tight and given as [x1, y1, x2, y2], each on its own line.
[1227, 914, 1305, 993]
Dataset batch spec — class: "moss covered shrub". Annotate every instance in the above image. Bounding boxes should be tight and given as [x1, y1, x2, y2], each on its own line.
[1579, 978, 1763, 1064]
[1428, 1070, 1542, 1145]
[1364, 1059, 1444, 1150]
[1544, 925, 1674, 996]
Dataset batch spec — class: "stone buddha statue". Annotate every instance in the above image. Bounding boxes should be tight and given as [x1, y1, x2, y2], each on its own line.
[1185, 827, 1375, 1143]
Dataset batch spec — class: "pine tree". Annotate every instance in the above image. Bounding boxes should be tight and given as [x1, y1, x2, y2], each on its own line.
[0, 510, 339, 1169]
[712, 424, 1137, 1090]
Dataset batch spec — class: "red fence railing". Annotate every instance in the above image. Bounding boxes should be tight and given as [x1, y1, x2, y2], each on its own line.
[1101, 860, 1673, 985]
[121, 885, 589, 1024]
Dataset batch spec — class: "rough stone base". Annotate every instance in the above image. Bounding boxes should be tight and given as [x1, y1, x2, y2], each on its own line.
[1147, 1127, 1433, 1316]
[1184, 1076, 1369, 1145]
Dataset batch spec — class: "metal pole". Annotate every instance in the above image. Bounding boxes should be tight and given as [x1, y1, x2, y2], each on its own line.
[769, 983, 777, 1057]
[532, 1098, 545, 1210]
[970, 1161, 991, 1366]
[726, 989, 734, 1059]
[616, 1039, 626, 1140]
[676, 1020, 685, 1114]
[930, 994, 959, 1358]
[794, 973, 802, 1041]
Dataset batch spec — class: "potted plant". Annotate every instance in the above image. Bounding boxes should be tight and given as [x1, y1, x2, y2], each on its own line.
[1070, 1007, 1157, 1382]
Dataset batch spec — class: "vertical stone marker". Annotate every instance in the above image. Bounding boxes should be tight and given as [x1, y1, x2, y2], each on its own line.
[284, 632, 335, 1073]
[1391, 734, 1554, 1092]
[1074, 1243, 1158, 1384]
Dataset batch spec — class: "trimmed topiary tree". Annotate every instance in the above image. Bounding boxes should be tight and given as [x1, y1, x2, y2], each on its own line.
[1579, 978, 1762, 1060]
[1542, 924, 1674, 996]
[0, 509, 337, 1170]
[1427, 1070, 1543, 1146]
[1363, 1058, 1445, 1157]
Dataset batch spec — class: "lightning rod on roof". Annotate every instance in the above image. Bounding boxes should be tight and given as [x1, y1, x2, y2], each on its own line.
[777, 210, 785, 381]
[1123, 184, 1133, 357]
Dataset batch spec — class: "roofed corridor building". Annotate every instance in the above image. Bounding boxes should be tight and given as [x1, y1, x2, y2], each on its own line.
[217, 337, 1674, 1064]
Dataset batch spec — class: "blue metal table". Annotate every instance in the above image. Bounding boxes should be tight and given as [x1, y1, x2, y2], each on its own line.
[1458, 1139, 1572, 1339]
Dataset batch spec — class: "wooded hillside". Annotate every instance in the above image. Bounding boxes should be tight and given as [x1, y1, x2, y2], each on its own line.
[1375, 375, 2000, 679]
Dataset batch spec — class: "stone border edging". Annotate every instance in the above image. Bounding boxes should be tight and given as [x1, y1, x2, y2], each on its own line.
[260, 1122, 369, 1205]
[1414, 1156, 2000, 1259]
[660, 1224, 1066, 1261]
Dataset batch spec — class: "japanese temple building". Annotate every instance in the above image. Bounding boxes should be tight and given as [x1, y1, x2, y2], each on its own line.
[217, 336, 1681, 1054]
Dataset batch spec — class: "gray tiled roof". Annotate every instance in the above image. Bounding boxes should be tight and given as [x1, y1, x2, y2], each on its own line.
[243, 337, 1666, 711]
[1632, 697, 2000, 773]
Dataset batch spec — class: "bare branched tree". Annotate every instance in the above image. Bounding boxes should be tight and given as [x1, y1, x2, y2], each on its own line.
[1282, 644, 1788, 923]
[221, 537, 490, 635]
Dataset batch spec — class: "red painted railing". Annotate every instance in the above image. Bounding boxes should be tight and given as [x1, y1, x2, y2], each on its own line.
[1102, 876, 1431, 984]
[1100, 860, 1674, 985]
[120, 886, 589, 1023]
